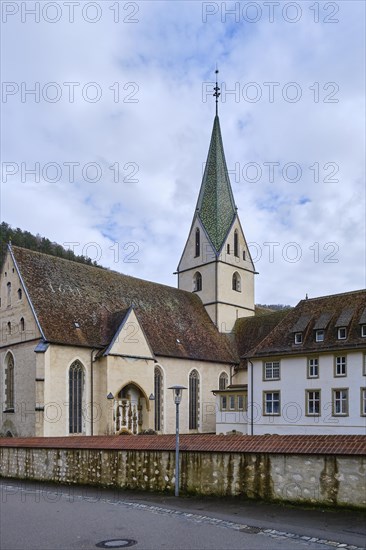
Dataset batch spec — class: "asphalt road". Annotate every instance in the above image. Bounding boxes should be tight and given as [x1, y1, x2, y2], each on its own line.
[0, 480, 365, 550]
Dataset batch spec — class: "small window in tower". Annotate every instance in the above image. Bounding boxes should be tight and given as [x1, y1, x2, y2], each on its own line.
[7, 322, 11, 335]
[232, 272, 241, 292]
[7, 282, 11, 306]
[234, 230, 239, 257]
[227, 244, 230, 255]
[193, 272, 202, 292]
[243, 251, 246, 261]
[195, 228, 200, 257]
[20, 318, 25, 332]
[18, 288, 22, 300]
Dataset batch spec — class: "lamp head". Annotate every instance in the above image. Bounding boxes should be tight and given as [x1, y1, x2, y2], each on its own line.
[168, 385, 187, 405]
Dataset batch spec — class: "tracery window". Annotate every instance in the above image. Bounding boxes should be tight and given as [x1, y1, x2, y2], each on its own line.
[4, 352, 14, 411]
[69, 360, 84, 434]
[219, 372, 228, 390]
[189, 370, 199, 429]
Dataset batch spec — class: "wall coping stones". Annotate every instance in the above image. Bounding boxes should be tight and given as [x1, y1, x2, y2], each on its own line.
[0, 434, 365, 456]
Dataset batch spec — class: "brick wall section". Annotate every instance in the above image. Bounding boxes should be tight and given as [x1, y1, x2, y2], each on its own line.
[0, 434, 365, 455]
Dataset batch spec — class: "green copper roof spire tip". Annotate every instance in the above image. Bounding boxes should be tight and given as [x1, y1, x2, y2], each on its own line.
[213, 67, 220, 116]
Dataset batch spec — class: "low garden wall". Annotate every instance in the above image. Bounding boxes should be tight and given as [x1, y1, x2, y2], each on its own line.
[0, 434, 365, 508]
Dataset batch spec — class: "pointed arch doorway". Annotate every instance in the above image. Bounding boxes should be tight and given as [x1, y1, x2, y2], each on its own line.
[114, 382, 150, 435]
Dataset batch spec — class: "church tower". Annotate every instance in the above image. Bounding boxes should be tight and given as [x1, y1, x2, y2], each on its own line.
[177, 73, 256, 332]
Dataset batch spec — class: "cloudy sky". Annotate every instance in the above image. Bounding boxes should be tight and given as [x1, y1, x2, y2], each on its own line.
[1, 0, 365, 306]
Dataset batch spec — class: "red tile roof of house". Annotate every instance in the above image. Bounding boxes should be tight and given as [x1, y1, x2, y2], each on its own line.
[246, 290, 366, 358]
[1, 434, 365, 455]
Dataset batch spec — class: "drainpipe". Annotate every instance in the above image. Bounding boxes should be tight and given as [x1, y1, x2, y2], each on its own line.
[90, 348, 97, 436]
[249, 359, 254, 436]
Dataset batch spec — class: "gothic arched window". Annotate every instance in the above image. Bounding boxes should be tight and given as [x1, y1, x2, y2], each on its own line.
[4, 352, 15, 411]
[232, 272, 241, 292]
[195, 228, 200, 257]
[189, 370, 199, 430]
[234, 230, 239, 257]
[219, 372, 228, 390]
[193, 271, 202, 292]
[69, 360, 84, 434]
[154, 366, 163, 432]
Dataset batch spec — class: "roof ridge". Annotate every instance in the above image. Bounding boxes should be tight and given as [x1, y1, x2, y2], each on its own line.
[298, 289, 366, 303]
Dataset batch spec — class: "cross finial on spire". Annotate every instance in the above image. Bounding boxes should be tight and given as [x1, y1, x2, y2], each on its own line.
[213, 67, 220, 116]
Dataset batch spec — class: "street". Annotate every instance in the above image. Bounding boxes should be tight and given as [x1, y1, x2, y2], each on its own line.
[0, 480, 365, 550]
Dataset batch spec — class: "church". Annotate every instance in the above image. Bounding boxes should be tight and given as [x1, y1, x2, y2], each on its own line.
[0, 90, 257, 438]
[2, 84, 365, 438]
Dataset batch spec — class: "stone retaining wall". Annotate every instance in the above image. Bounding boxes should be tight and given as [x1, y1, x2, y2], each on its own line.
[0, 443, 365, 507]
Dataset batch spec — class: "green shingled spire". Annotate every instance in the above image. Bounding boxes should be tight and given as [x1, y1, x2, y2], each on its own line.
[196, 115, 237, 253]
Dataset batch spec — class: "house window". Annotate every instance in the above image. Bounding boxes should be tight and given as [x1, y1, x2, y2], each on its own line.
[306, 390, 321, 415]
[4, 352, 15, 411]
[195, 228, 200, 257]
[315, 330, 324, 342]
[361, 325, 366, 337]
[219, 372, 228, 390]
[221, 396, 227, 410]
[335, 356, 347, 377]
[189, 370, 199, 429]
[154, 367, 163, 432]
[7, 282, 11, 306]
[294, 332, 303, 344]
[232, 272, 241, 292]
[338, 327, 347, 340]
[264, 361, 280, 380]
[227, 244, 230, 255]
[18, 288, 22, 300]
[332, 388, 348, 416]
[361, 388, 366, 416]
[193, 271, 202, 292]
[238, 395, 247, 411]
[234, 230, 239, 257]
[307, 358, 319, 378]
[263, 391, 280, 415]
[229, 396, 235, 410]
[69, 360, 84, 434]
[20, 318, 25, 332]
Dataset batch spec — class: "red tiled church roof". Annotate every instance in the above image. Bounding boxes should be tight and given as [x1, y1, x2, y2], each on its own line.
[11, 246, 237, 364]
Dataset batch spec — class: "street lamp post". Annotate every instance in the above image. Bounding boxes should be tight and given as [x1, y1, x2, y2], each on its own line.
[168, 385, 187, 497]
[107, 392, 114, 434]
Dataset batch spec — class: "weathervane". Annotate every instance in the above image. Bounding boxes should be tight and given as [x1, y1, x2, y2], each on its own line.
[213, 67, 220, 116]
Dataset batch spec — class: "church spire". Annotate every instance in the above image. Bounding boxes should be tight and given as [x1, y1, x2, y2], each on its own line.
[195, 74, 237, 253]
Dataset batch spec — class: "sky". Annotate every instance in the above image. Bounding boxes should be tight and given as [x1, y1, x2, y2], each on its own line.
[1, 0, 365, 306]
